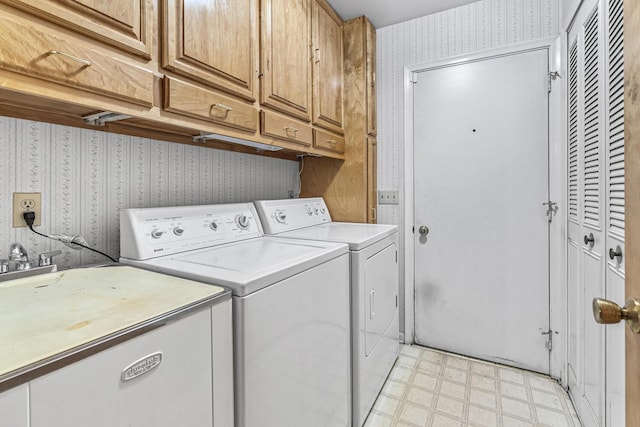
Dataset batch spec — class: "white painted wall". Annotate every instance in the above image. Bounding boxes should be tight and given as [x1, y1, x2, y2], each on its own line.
[375, 0, 561, 338]
[0, 116, 298, 268]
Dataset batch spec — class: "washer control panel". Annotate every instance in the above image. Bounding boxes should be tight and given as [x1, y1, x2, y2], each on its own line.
[120, 203, 263, 260]
[254, 198, 331, 235]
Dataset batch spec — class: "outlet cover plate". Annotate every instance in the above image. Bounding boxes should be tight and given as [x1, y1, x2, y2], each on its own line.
[378, 190, 399, 205]
[13, 192, 42, 227]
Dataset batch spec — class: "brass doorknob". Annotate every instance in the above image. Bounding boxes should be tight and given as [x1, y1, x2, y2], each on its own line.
[593, 297, 640, 333]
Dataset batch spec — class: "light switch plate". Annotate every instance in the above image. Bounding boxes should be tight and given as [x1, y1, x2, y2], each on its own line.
[378, 190, 399, 205]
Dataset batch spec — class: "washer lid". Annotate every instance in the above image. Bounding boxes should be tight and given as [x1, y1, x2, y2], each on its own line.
[275, 223, 398, 251]
[129, 237, 348, 297]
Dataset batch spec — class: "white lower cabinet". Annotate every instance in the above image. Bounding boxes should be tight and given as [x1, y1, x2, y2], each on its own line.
[30, 300, 233, 427]
[0, 383, 29, 427]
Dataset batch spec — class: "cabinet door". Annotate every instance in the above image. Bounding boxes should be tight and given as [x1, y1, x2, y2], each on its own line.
[164, 77, 258, 132]
[365, 18, 377, 136]
[260, 0, 312, 121]
[163, 0, 258, 101]
[0, 10, 154, 107]
[311, 0, 343, 133]
[0, 384, 28, 427]
[30, 309, 214, 427]
[3, 0, 151, 58]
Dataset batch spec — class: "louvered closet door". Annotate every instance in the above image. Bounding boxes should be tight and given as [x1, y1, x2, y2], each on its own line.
[604, 0, 625, 425]
[567, 1, 605, 426]
[566, 0, 625, 425]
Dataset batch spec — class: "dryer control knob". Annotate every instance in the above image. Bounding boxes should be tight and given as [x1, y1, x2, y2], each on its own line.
[210, 222, 218, 231]
[275, 210, 287, 224]
[151, 229, 164, 239]
[173, 227, 184, 236]
[236, 214, 250, 230]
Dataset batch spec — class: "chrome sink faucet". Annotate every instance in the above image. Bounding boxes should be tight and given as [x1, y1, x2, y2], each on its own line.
[8, 242, 30, 271]
[0, 243, 61, 280]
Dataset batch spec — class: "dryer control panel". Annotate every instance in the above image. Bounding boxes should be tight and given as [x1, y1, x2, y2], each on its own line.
[120, 203, 263, 260]
[254, 198, 332, 235]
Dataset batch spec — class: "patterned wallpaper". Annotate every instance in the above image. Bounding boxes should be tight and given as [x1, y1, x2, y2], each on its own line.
[376, 0, 560, 226]
[0, 116, 298, 268]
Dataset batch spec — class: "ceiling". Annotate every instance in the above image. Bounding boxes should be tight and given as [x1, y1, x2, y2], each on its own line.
[326, 0, 481, 29]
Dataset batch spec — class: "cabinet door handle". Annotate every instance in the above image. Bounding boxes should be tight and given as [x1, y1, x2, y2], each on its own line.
[210, 103, 233, 117]
[212, 103, 233, 112]
[48, 50, 91, 66]
[284, 127, 299, 137]
[326, 139, 337, 144]
[371, 207, 377, 221]
[369, 290, 375, 319]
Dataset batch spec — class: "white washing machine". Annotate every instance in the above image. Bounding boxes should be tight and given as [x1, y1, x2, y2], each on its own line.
[254, 197, 399, 427]
[119, 203, 351, 427]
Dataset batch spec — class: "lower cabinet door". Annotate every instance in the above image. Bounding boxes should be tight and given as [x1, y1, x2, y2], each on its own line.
[0, 384, 29, 427]
[30, 309, 214, 427]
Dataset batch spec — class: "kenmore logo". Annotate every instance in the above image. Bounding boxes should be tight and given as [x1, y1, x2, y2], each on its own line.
[153, 248, 164, 253]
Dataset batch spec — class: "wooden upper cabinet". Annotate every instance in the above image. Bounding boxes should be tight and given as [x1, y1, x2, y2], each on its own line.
[365, 18, 376, 136]
[0, 9, 154, 107]
[2, 0, 151, 58]
[311, 0, 344, 134]
[260, 0, 312, 121]
[163, 0, 257, 101]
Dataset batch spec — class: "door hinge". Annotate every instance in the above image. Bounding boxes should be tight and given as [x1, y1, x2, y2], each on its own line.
[396, 250, 398, 263]
[396, 295, 398, 308]
[547, 71, 561, 93]
[542, 201, 557, 223]
[541, 329, 554, 351]
[410, 73, 418, 84]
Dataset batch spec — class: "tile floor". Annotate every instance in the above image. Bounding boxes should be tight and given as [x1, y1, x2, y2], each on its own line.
[365, 345, 581, 427]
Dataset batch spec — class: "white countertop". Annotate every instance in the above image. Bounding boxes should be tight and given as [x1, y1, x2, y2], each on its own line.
[0, 265, 228, 386]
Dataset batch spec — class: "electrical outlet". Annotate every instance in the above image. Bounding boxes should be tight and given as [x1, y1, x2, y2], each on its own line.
[378, 190, 399, 205]
[13, 192, 42, 227]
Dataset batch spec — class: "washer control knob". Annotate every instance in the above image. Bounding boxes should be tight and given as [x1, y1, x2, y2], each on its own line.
[236, 214, 250, 230]
[151, 229, 164, 239]
[320, 207, 326, 214]
[306, 207, 313, 216]
[210, 222, 218, 231]
[314, 208, 319, 215]
[275, 210, 287, 224]
[173, 227, 184, 236]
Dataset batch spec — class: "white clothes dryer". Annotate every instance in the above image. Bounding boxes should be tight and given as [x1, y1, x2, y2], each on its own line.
[254, 197, 399, 427]
[119, 203, 351, 427]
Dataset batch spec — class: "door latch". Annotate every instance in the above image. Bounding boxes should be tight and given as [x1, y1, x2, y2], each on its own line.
[542, 201, 557, 223]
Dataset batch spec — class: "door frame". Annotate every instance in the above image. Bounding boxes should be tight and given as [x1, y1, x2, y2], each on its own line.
[401, 36, 567, 381]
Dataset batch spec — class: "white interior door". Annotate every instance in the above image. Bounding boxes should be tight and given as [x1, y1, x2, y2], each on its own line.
[413, 49, 551, 374]
[567, 0, 626, 425]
